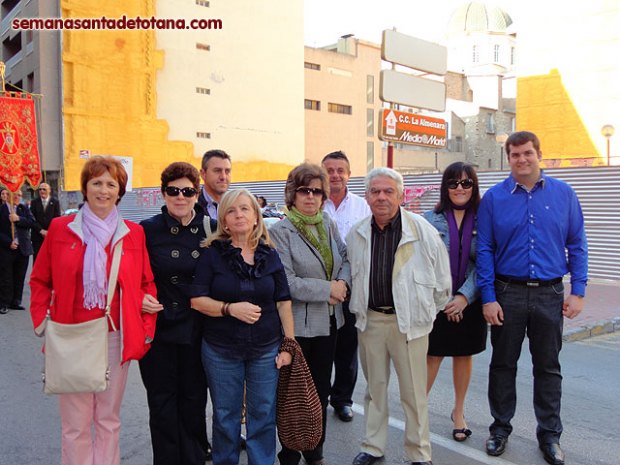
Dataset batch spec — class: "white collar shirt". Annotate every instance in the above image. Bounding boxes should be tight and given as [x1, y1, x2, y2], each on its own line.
[323, 189, 371, 244]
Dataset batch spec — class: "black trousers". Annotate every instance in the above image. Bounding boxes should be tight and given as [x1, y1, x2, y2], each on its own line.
[278, 317, 337, 465]
[139, 336, 209, 465]
[330, 301, 358, 408]
[488, 280, 565, 444]
[0, 248, 29, 307]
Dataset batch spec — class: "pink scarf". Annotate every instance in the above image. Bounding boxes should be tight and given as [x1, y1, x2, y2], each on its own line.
[81, 202, 119, 310]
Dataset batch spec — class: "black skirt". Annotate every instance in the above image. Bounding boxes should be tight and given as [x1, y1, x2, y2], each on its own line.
[427, 299, 487, 357]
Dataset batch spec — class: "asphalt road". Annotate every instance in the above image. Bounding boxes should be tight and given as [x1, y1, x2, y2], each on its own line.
[1, 305, 618, 465]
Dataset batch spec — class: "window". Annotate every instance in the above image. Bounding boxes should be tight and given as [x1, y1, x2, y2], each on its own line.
[196, 43, 210, 51]
[366, 109, 374, 137]
[196, 0, 210, 6]
[366, 75, 374, 104]
[196, 87, 210, 95]
[328, 103, 352, 115]
[367, 142, 374, 172]
[493, 44, 500, 62]
[472, 45, 479, 63]
[2, 34, 22, 61]
[1, 0, 19, 18]
[304, 99, 320, 111]
[304, 62, 320, 71]
[485, 113, 496, 134]
[196, 132, 211, 139]
[26, 73, 34, 93]
[449, 136, 463, 152]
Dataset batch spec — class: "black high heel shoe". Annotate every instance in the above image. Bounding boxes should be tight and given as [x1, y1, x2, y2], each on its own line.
[451, 411, 472, 442]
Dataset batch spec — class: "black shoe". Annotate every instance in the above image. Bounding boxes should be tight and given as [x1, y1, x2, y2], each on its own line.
[540, 443, 565, 465]
[411, 462, 432, 465]
[10, 304, 25, 310]
[0, 306, 7, 315]
[335, 405, 354, 422]
[352, 452, 383, 465]
[486, 435, 508, 456]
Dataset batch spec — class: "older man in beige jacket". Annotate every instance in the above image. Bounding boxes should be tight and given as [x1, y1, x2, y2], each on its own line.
[347, 167, 451, 465]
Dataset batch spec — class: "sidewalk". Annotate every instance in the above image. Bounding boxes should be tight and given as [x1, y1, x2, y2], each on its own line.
[563, 278, 620, 341]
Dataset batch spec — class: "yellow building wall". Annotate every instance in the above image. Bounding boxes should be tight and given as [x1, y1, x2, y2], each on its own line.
[63, 0, 304, 189]
[62, 0, 195, 190]
[517, 70, 603, 167]
[515, 1, 619, 167]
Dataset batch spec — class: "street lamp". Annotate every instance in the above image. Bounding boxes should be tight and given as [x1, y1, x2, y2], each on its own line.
[601, 124, 615, 166]
[496, 133, 508, 170]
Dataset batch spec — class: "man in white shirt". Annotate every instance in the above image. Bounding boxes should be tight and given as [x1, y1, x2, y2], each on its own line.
[322, 151, 371, 422]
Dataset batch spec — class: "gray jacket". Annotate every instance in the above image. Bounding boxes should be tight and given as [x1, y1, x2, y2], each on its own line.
[270, 212, 351, 337]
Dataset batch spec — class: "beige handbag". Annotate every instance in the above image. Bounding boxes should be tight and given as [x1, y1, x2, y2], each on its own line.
[40, 241, 122, 395]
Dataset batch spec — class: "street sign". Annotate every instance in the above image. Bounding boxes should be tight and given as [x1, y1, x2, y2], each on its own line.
[381, 30, 447, 75]
[380, 69, 446, 112]
[379, 108, 447, 148]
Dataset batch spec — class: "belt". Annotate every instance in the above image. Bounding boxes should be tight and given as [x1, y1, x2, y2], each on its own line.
[369, 306, 396, 315]
[496, 275, 563, 287]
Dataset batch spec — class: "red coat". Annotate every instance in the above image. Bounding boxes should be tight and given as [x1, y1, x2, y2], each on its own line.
[30, 212, 158, 363]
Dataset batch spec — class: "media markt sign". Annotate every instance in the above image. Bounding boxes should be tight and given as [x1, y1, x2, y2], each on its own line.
[379, 109, 447, 149]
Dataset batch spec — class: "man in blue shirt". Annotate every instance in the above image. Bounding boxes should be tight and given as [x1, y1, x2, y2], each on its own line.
[477, 131, 587, 465]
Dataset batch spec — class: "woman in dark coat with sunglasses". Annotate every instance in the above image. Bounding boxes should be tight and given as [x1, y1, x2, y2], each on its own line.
[424, 162, 487, 443]
[139, 162, 216, 465]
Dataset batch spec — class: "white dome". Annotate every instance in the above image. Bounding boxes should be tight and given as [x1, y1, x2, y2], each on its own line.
[447, 2, 513, 35]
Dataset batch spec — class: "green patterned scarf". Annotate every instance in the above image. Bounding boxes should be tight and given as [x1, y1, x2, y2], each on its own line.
[287, 207, 333, 278]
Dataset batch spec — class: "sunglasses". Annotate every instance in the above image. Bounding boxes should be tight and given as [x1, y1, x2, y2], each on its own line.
[165, 186, 198, 198]
[296, 187, 324, 197]
[447, 179, 474, 190]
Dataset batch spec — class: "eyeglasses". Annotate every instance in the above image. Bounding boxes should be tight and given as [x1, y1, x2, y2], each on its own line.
[447, 179, 474, 190]
[296, 187, 324, 197]
[165, 186, 198, 198]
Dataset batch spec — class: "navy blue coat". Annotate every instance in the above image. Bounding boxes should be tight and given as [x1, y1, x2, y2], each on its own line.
[141, 207, 216, 344]
[0, 202, 35, 256]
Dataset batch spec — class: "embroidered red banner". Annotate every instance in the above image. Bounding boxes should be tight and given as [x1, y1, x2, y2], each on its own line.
[0, 93, 41, 192]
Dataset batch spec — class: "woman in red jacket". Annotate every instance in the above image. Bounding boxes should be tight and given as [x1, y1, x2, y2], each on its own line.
[29, 156, 162, 465]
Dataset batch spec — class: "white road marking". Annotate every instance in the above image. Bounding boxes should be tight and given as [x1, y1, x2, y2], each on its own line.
[351, 403, 519, 465]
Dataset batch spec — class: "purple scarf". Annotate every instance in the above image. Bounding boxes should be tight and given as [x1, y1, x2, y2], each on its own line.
[445, 205, 474, 295]
[81, 202, 119, 310]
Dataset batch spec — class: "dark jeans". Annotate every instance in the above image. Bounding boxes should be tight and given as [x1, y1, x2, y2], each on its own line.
[0, 249, 29, 307]
[330, 301, 358, 408]
[278, 316, 337, 465]
[488, 279, 565, 444]
[139, 337, 208, 465]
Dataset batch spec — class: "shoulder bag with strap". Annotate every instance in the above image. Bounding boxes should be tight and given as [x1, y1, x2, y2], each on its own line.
[40, 240, 123, 395]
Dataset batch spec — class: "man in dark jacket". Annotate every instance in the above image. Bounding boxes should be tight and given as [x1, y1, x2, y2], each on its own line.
[29, 182, 61, 261]
[0, 190, 36, 313]
[197, 149, 232, 219]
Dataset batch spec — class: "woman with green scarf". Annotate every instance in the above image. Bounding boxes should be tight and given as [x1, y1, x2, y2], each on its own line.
[270, 163, 351, 465]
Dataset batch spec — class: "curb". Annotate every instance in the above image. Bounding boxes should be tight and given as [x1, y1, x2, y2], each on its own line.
[563, 317, 620, 342]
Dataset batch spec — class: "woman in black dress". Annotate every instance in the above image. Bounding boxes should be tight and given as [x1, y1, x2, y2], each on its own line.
[424, 162, 486, 442]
